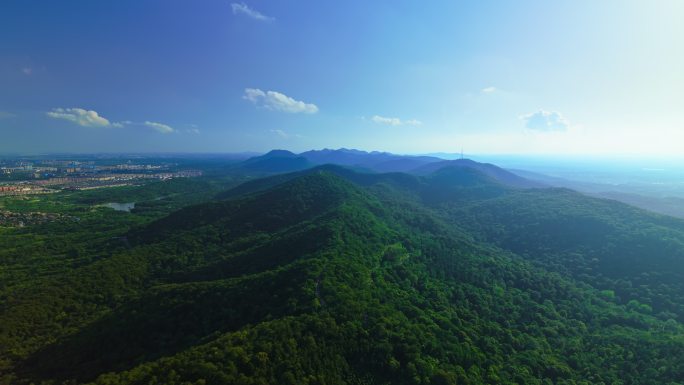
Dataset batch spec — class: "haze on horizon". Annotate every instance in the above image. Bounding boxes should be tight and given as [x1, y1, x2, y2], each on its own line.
[1, 0, 683, 156]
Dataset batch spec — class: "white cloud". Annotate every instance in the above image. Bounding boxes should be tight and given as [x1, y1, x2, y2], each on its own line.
[231, 3, 274, 22]
[46, 108, 176, 134]
[0, 111, 15, 119]
[22, 67, 32, 76]
[371, 115, 422, 126]
[184, 124, 200, 134]
[144, 121, 175, 134]
[269, 129, 303, 139]
[243, 88, 265, 103]
[270, 129, 289, 138]
[244, 88, 318, 114]
[46, 108, 112, 128]
[481, 86, 497, 94]
[520, 110, 570, 131]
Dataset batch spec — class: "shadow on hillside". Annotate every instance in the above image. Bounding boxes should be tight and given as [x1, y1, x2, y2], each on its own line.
[17, 260, 318, 383]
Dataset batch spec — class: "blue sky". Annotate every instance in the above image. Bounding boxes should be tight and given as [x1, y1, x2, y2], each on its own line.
[1, 0, 683, 155]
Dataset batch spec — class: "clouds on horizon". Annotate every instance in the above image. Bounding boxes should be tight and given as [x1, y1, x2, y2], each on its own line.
[47, 108, 176, 134]
[46, 108, 115, 128]
[371, 115, 422, 126]
[244, 88, 318, 114]
[270, 129, 288, 138]
[144, 121, 175, 134]
[521, 110, 570, 131]
[231, 3, 274, 22]
[269, 129, 302, 139]
[481, 86, 497, 94]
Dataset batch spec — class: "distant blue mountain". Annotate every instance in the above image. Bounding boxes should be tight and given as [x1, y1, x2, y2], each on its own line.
[410, 159, 544, 188]
[236, 148, 541, 189]
[300, 148, 441, 172]
[239, 150, 312, 173]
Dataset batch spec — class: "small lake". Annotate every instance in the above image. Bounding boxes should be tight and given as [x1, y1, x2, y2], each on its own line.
[104, 202, 136, 212]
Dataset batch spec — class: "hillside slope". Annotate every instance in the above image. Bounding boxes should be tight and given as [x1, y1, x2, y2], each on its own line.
[410, 159, 543, 188]
[3, 169, 684, 384]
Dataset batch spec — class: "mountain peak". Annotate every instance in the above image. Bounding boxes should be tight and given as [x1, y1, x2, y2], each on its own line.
[411, 159, 542, 188]
[239, 150, 312, 173]
[262, 149, 298, 158]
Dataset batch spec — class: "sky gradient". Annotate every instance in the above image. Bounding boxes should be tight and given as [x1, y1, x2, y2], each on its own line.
[1, 0, 683, 155]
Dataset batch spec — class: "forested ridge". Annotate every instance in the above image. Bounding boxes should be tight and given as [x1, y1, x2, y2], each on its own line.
[2, 165, 684, 384]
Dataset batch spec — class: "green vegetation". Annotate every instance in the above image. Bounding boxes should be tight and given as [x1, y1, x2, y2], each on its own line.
[2, 166, 684, 384]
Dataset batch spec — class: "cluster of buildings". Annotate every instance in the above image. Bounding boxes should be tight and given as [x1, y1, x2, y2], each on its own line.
[0, 158, 202, 195]
[1, 161, 35, 174]
[31, 170, 203, 189]
[1, 160, 190, 177]
[0, 184, 52, 196]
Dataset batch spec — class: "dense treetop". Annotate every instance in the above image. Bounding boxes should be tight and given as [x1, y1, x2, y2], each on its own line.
[2, 163, 684, 384]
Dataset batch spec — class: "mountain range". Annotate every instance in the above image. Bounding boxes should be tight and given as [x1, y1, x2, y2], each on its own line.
[236, 148, 684, 219]
[2, 153, 684, 384]
[233, 148, 539, 187]
[234, 148, 440, 174]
